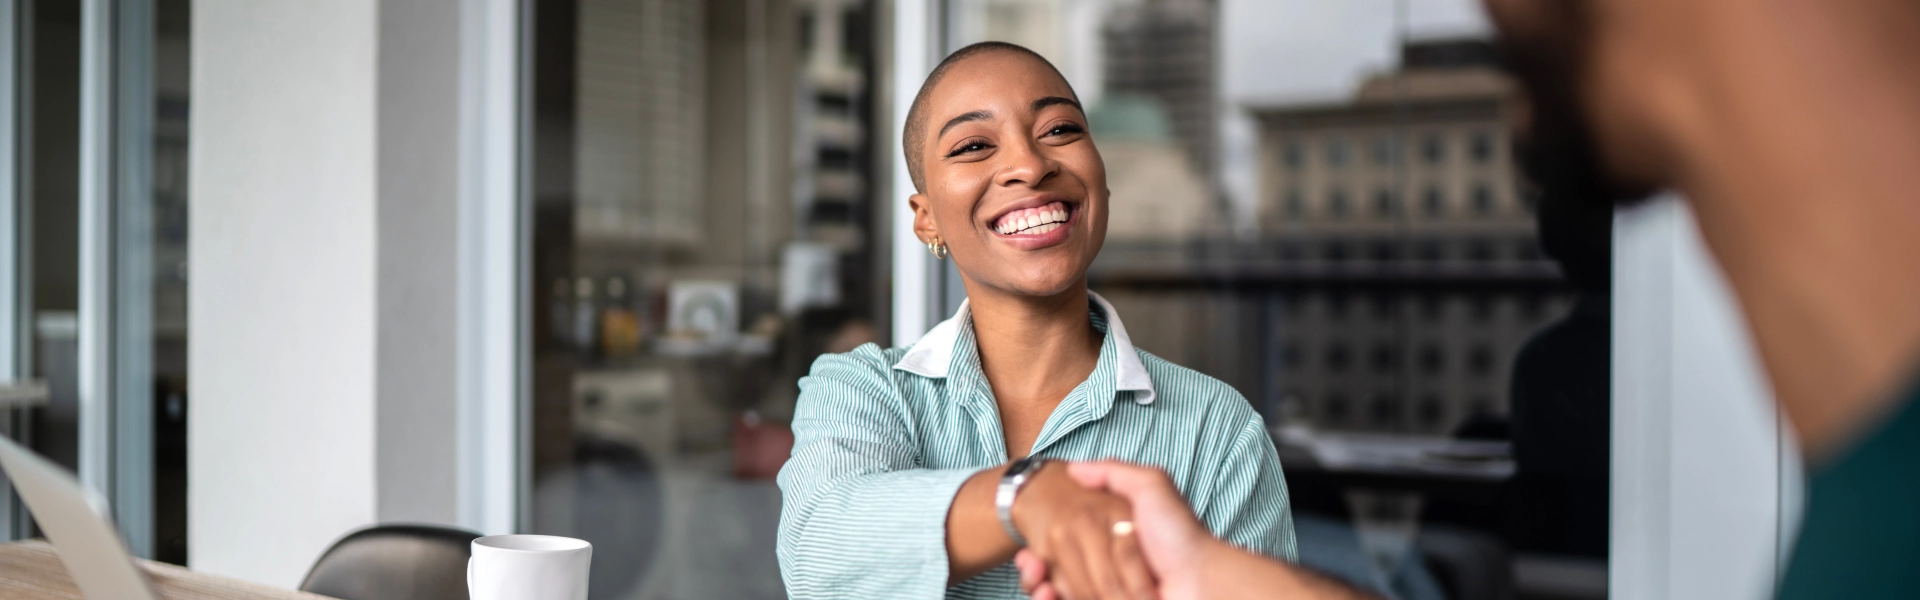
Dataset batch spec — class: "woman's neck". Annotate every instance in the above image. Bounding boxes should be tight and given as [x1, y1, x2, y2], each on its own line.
[965, 282, 1103, 410]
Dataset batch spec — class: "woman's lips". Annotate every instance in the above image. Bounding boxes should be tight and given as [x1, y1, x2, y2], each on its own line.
[990, 200, 1076, 250]
[992, 201, 1070, 235]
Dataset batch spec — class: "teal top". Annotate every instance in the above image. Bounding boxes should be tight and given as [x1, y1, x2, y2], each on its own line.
[776, 292, 1297, 599]
[1778, 386, 1920, 598]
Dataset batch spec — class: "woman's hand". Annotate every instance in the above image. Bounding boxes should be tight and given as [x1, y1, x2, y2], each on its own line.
[1010, 461, 1158, 600]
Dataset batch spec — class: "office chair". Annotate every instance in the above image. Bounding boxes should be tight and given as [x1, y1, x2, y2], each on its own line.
[301, 523, 481, 600]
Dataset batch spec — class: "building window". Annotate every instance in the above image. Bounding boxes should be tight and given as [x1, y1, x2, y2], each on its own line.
[1284, 189, 1304, 217]
[1371, 342, 1396, 373]
[1283, 139, 1305, 169]
[1368, 393, 1398, 428]
[1325, 393, 1352, 425]
[1422, 132, 1447, 165]
[1424, 186, 1445, 216]
[1472, 295, 1497, 321]
[1369, 240, 1397, 262]
[1327, 188, 1349, 218]
[1471, 184, 1495, 215]
[1419, 343, 1445, 375]
[1421, 293, 1446, 320]
[1374, 188, 1396, 217]
[1417, 395, 1448, 428]
[1469, 239, 1496, 262]
[1326, 343, 1352, 373]
[1469, 344, 1495, 376]
[1324, 241, 1349, 263]
[1471, 128, 1496, 163]
[1419, 240, 1445, 262]
[1372, 135, 1397, 165]
[1326, 137, 1350, 168]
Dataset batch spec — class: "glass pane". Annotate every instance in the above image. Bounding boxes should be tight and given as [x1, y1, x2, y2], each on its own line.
[151, 0, 191, 565]
[527, 1, 888, 597]
[9, 0, 190, 564]
[943, 0, 1609, 597]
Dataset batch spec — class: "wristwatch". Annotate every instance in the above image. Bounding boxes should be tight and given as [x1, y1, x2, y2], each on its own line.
[996, 457, 1050, 547]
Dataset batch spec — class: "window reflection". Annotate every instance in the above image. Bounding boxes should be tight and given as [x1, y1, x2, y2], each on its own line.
[947, 0, 1608, 597]
[528, 1, 886, 597]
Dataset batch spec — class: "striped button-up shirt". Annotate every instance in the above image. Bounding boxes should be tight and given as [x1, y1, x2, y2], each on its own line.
[777, 292, 1296, 599]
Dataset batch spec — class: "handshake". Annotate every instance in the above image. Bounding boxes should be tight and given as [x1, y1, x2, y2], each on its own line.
[998, 461, 1371, 600]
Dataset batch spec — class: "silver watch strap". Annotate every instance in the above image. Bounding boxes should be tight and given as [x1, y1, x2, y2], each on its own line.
[996, 458, 1048, 547]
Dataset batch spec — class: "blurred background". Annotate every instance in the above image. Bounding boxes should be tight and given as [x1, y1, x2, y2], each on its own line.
[0, 1, 1798, 599]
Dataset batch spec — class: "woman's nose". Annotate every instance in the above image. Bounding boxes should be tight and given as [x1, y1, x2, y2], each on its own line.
[993, 138, 1058, 189]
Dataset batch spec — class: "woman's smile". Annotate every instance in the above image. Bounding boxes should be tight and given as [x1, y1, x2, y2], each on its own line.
[988, 198, 1078, 250]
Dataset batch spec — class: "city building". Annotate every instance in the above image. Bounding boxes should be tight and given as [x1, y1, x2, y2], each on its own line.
[1245, 38, 1570, 434]
[1101, 0, 1218, 176]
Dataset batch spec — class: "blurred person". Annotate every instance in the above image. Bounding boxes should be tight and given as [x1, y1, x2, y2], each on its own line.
[776, 42, 1296, 600]
[1489, 0, 1920, 596]
[1506, 190, 1612, 558]
[1017, 0, 1920, 597]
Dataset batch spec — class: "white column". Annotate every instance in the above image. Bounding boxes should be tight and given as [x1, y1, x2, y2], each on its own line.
[890, 0, 936, 346]
[1611, 195, 1798, 599]
[192, 0, 505, 586]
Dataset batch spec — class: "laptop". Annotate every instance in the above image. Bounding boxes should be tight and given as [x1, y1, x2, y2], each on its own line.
[0, 434, 158, 599]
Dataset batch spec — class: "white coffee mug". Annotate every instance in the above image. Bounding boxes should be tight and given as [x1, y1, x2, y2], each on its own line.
[467, 534, 592, 600]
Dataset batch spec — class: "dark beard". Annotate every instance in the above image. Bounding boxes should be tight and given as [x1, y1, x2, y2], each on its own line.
[1493, 14, 1659, 209]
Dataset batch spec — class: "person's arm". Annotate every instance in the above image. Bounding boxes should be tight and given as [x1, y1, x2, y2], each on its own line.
[777, 348, 1155, 599]
[1016, 461, 1380, 600]
[776, 348, 983, 599]
[1188, 414, 1298, 562]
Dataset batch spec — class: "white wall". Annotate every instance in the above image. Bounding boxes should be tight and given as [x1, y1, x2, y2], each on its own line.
[190, 0, 380, 586]
[1612, 196, 1799, 599]
[191, 0, 473, 587]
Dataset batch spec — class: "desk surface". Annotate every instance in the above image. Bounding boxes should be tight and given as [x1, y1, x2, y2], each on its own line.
[0, 541, 337, 600]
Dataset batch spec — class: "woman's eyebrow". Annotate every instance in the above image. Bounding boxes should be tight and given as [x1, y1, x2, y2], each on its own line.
[1032, 96, 1081, 114]
[938, 110, 994, 140]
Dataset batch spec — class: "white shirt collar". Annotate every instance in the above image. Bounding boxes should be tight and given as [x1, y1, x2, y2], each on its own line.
[891, 291, 1157, 405]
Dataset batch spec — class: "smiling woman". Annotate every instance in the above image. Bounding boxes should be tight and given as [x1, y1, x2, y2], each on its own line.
[775, 42, 1296, 600]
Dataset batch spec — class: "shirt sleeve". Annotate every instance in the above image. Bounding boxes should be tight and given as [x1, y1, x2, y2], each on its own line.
[776, 347, 980, 599]
[1192, 414, 1299, 562]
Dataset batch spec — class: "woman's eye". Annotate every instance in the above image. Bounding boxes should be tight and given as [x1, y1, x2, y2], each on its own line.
[947, 142, 990, 157]
[1047, 123, 1085, 137]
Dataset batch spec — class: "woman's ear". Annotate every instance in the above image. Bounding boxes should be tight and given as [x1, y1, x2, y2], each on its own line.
[909, 193, 939, 244]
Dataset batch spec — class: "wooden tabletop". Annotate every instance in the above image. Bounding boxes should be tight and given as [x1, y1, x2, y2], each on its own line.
[0, 541, 339, 600]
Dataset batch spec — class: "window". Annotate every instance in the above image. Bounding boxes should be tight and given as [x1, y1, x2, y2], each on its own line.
[526, 2, 888, 595]
[4, 0, 194, 564]
[1471, 128, 1496, 163]
[1327, 188, 1350, 218]
[1326, 136, 1350, 167]
[1469, 344, 1496, 376]
[1419, 343, 1446, 374]
[1326, 344, 1352, 373]
[945, 3, 1607, 595]
[1472, 184, 1495, 215]
[1422, 132, 1447, 165]
[1283, 139, 1305, 169]
[1372, 135, 1398, 165]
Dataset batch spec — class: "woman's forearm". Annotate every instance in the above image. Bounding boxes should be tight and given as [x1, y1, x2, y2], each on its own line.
[945, 466, 1020, 584]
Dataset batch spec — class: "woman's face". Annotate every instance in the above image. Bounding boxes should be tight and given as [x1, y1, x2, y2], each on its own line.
[911, 52, 1109, 300]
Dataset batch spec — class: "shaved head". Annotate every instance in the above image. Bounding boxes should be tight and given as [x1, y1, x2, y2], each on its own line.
[902, 42, 1079, 193]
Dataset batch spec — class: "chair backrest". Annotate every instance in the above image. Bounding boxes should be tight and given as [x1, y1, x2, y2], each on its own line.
[300, 524, 481, 600]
